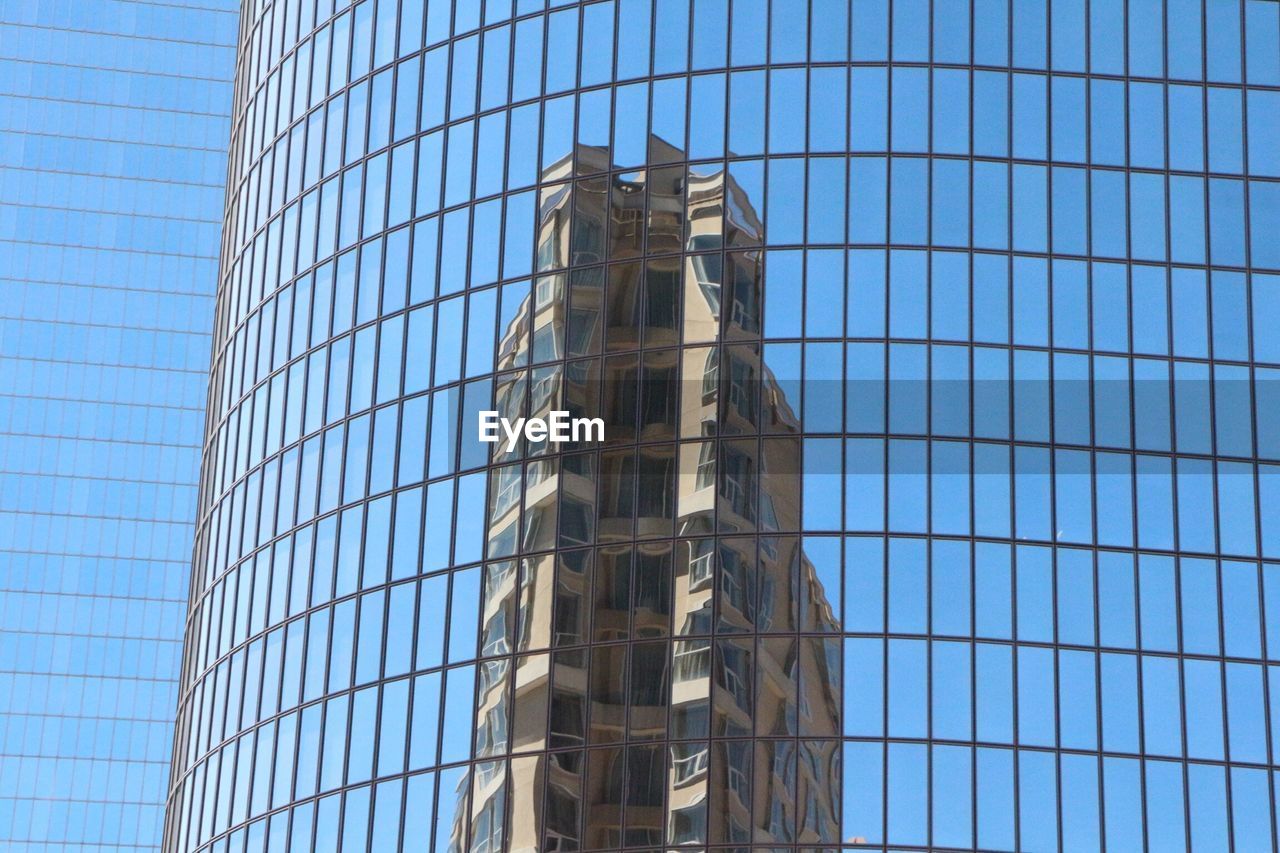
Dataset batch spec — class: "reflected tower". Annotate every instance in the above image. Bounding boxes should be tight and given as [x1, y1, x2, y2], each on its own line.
[168, 0, 1280, 851]
[484, 142, 842, 849]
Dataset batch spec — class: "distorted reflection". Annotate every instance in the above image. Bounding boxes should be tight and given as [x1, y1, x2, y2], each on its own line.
[647, 164, 685, 254]
[488, 138, 838, 849]
[536, 183, 570, 271]
[609, 171, 645, 260]
[566, 268, 603, 357]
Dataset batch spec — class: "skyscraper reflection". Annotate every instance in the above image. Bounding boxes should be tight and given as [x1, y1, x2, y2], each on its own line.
[476, 141, 840, 849]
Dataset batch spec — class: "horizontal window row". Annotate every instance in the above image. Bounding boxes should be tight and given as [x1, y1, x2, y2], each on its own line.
[3, 354, 210, 412]
[1, 473, 198, 526]
[191, 530, 1280, 694]
[220, 171, 533, 356]
[199, 377, 1280, 608]
[0, 794, 164, 848]
[4, 433, 201, 487]
[178, 668, 479, 847]
[0, 735, 172, 812]
[174, 554, 478, 757]
[212, 167, 1280, 440]
[0, 670, 177, 724]
[174, 742, 1280, 853]
[3, 236, 219, 298]
[188, 536, 483, 694]
[843, 742, 1273, 851]
[220, 147, 1280, 392]
[0, 126, 226, 188]
[0, 23, 233, 82]
[0, 551, 187, 601]
[233, 0, 1280, 204]
[179, 531, 1280, 784]
[6, 0, 237, 45]
[214, 211, 1280, 441]
[215, 209, 527, 420]
[0, 163, 227, 224]
[230, 59, 1280, 269]
[203, 332, 1280, 561]
[805, 438, 1280, 555]
[197, 404, 489, 575]
[766, 252, 1279, 360]
[0, 314, 213, 370]
[186, 471, 486, 666]
[0, 397, 206, 449]
[236, 50, 1280, 237]
[0, 58, 229, 117]
[0, 509, 196, 563]
[189, 630, 1280, 763]
[0, 588, 186, 644]
[846, 641, 1279, 763]
[246, 0, 1280, 106]
[176, 766, 462, 853]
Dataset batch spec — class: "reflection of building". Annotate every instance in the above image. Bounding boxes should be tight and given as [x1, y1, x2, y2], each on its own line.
[473, 141, 840, 850]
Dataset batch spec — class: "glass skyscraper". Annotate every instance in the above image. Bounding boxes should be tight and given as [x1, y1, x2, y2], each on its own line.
[0, 1, 237, 851]
[167, 0, 1280, 851]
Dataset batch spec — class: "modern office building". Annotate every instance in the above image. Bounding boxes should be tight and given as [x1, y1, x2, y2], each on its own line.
[0, 1, 238, 851]
[167, 0, 1280, 851]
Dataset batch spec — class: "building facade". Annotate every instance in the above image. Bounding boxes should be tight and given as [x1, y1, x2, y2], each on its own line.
[0, 1, 237, 851]
[168, 0, 1280, 851]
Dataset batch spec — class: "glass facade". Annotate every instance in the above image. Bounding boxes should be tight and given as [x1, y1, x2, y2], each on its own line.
[168, 0, 1280, 851]
[0, 1, 237, 851]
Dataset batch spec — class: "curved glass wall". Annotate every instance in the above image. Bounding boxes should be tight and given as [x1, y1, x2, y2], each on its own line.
[167, 0, 1280, 851]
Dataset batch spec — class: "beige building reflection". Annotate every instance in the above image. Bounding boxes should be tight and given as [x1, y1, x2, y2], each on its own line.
[442, 138, 842, 851]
